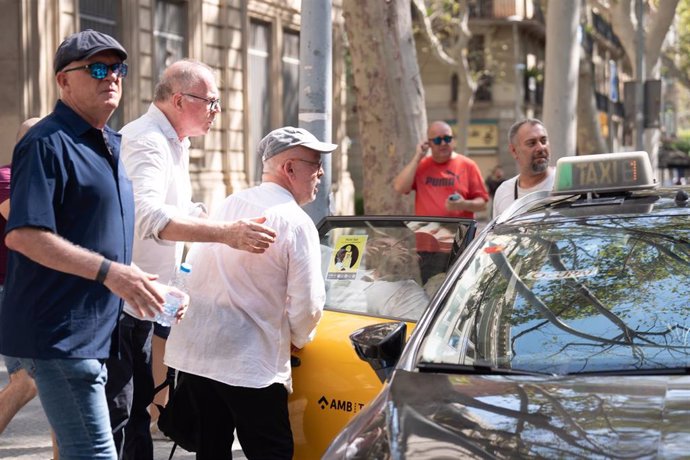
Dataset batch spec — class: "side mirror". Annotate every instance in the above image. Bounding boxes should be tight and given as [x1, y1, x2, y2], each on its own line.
[349, 322, 407, 383]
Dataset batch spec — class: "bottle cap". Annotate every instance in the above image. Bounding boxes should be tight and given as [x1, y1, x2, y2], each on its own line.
[180, 262, 192, 273]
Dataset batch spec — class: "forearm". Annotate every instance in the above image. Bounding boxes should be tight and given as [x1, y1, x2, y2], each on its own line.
[459, 197, 488, 213]
[5, 227, 104, 281]
[393, 161, 419, 194]
[158, 215, 224, 243]
[158, 215, 277, 253]
[6, 227, 166, 318]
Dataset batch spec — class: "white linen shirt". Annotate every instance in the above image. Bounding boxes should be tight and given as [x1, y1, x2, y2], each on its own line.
[120, 104, 206, 319]
[492, 167, 555, 217]
[165, 182, 325, 392]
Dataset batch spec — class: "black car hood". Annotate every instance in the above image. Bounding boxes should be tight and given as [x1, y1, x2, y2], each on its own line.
[380, 370, 690, 459]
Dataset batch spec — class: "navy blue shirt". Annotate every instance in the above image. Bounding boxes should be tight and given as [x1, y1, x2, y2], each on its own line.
[0, 101, 134, 359]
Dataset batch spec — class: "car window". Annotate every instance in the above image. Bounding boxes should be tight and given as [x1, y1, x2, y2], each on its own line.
[320, 220, 470, 322]
[420, 213, 690, 374]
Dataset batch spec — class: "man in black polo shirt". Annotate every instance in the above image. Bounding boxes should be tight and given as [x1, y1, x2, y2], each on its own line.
[0, 30, 167, 458]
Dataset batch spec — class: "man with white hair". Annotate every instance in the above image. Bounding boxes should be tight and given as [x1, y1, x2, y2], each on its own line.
[106, 59, 277, 459]
[165, 126, 336, 459]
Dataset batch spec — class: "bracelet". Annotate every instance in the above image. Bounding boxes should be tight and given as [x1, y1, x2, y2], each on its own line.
[96, 258, 112, 283]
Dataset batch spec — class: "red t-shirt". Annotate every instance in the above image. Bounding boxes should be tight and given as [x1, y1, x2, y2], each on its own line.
[412, 154, 489, 218]
[0, 164, 10, 284]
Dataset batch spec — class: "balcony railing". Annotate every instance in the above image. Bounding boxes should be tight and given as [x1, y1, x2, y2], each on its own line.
[469, 0, 544, 22]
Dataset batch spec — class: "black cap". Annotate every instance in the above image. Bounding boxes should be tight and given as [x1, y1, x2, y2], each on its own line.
[54, 29, 127, 74]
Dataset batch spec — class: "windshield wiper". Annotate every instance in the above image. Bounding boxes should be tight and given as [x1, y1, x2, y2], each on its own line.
[417, 361, 551, 376]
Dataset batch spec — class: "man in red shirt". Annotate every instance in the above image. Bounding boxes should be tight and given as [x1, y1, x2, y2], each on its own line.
[394, 120, 488, 218]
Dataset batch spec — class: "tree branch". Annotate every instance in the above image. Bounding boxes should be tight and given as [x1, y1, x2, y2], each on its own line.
[410, 0, 457, 67]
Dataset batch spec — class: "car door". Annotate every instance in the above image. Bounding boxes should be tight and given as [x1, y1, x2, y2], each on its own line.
[289, 216, 475, 459]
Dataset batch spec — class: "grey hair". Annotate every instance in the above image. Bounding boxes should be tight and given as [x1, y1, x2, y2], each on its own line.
[153, 59, 215, 102]
[508, 118, 545, 145]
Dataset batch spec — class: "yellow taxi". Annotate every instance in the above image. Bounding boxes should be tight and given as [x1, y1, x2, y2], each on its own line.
[289, 216, 476, 459]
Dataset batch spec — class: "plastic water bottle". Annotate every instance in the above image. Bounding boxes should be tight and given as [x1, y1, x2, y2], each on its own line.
[156, 262, 192, 327]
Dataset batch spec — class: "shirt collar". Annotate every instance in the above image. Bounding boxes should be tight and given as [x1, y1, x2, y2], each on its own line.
[147, 103, 191, 149]
[260, 181, 295, 201]
[54, 100, 101, 137]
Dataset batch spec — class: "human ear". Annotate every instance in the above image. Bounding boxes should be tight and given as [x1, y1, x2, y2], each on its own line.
[55, 72, 68, 90]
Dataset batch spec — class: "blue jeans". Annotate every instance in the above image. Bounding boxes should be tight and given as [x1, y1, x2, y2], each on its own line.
[21, 357, 117, 459]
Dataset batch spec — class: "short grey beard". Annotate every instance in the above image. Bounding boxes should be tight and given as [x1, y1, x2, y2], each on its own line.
[531, 161, 548, 173]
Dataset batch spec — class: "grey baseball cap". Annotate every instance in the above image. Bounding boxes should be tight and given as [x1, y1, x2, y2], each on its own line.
[258, 127, 338, 161]
[54, 29, 127, 74]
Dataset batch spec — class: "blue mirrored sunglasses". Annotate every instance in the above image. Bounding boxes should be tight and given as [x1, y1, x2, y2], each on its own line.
[62, 62, 128, 79]
[429, 135, 453, 145]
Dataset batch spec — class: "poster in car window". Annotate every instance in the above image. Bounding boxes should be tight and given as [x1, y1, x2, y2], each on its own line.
[327, 235, 368, 280]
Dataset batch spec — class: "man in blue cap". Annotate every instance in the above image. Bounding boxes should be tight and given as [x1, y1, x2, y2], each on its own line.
[0, 29, 169, 458]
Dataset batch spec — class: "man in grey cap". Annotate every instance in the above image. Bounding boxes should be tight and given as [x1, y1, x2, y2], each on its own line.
[165, 126, 337, 459]
[0, 29, 167, 458]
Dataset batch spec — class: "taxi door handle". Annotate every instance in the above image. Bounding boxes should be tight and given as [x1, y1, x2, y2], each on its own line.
[291, 355, 301, 367]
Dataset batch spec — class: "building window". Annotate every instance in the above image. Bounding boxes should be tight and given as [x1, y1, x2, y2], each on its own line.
[79, 0, 124, 128]
[282, 29, 300, 128]
[248, 20, 272, 185]
[154, 0, 188, 81]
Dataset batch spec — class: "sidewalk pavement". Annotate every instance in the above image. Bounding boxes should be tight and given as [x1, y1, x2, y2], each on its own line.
[0, 366, 245, 459]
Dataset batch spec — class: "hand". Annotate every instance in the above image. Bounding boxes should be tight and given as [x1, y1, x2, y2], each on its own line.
[104, 263, 165, 318]
[164, 285, 190, 324]
[291, 344, 302, 353]
[445, 195, 465, 212]
[415, 141, 430, 162]
[225, 216, 277, 253]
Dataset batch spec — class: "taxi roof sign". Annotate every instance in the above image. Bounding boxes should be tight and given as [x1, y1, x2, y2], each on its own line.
[553, 151, 656, 195]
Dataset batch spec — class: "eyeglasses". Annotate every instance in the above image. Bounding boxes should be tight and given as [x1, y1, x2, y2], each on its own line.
[429, 135, 453, 145]
[62, 62, 128, 79]
[291, 158, 323, 170]
[181, 93, 221, 111]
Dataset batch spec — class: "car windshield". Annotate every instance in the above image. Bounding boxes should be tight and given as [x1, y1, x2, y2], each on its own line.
[419, 212, 690, 375]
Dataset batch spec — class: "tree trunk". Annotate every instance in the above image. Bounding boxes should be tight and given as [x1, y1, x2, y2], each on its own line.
[608, 0, 679, 173]
[577, 59, 609, 154]
[453, 3, 476, 156]
[343, 0, 427, 215]
[543, 1, 581, 160]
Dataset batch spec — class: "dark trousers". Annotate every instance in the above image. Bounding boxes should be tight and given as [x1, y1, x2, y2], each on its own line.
[106, 313, 155, 460]
[181, 372, 293, 460]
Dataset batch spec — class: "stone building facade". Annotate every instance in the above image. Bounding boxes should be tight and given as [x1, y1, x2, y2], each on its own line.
[1, 0, 354, 215]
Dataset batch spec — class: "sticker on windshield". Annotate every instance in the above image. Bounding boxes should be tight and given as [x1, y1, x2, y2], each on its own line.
[327, 235, 368, 280]
[524, 267, 598, 280]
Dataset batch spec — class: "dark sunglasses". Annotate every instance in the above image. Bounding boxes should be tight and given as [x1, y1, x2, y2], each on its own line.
[62, 62, 128, 79]
[429, 135, 453, 145]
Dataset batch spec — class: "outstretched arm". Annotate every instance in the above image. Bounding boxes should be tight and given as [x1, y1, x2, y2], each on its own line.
[158, 215, 277, 254]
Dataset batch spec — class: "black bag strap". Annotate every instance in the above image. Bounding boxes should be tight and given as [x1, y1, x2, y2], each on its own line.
[153, 366, 176, 395]
[153, 367, 179, 460]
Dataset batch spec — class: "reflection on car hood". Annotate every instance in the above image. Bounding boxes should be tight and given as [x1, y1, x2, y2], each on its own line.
[385, 370, 690, 459]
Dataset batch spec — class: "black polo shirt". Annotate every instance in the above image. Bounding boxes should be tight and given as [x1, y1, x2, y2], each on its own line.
[0, 100, 134, 359]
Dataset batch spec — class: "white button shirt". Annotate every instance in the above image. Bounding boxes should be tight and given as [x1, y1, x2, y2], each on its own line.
[120, 104, 206, 319]
[165, 182, 325, 392]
